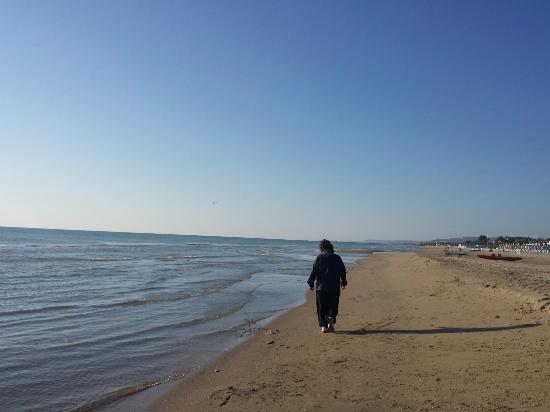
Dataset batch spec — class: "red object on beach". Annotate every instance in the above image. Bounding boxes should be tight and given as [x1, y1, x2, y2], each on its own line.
[477, 254, 522, 261]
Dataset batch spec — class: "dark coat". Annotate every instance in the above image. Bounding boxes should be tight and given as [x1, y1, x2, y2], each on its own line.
[307, 252, 347, 291]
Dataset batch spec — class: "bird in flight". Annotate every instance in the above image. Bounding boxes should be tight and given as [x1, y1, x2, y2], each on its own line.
[211, 201, 219, 206]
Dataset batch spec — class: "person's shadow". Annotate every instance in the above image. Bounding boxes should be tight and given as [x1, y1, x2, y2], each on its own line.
[335, 323, 540, 335]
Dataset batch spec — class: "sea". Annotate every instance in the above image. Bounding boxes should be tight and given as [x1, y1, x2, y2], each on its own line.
[0, 227, 416, 411]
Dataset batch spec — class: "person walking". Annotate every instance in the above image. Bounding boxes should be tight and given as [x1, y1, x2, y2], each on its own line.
[307, 239, 347, 333]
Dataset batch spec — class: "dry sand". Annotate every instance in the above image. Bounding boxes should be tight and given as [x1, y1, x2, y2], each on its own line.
[148, 250, 550, 411]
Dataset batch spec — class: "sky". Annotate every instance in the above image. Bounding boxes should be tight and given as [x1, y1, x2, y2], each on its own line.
[1, 0, 549, 241]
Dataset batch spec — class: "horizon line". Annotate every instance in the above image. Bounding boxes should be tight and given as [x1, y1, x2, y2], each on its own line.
[2, 225, 546, 243]
[0, 225, 420, 244]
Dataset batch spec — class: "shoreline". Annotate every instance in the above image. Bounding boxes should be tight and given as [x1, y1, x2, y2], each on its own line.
[144, 251, 550, 411]
[102, 296, 313, 412]
[103, 252, 371, 412]
[143, 261, 335, 412]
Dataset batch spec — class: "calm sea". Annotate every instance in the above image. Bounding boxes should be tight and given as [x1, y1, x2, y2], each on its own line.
[0, 227, 415, 411]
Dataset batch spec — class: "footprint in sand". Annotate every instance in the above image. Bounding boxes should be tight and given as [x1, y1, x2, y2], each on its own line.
[364, 320, 395, 330]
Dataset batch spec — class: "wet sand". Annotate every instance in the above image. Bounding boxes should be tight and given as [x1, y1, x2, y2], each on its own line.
[148, 250, 550, 411]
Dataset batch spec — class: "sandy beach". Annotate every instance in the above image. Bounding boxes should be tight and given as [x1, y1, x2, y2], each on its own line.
[148, 249, 550, 411]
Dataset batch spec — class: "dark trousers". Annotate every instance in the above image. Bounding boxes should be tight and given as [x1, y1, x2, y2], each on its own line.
[316, 289, 340, 327]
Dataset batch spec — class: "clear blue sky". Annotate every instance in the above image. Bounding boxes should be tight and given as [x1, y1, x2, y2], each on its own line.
[1, 1, 549, 241]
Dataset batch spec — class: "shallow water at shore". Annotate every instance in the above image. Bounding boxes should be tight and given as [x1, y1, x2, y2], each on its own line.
[0, 227, 415, 411]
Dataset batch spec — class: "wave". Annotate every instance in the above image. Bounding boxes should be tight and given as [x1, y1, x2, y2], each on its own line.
[0, 256, 131, 263]
[85, 256, 131, 261]
[3, 269, 264, 321]
[98, 269, 263, 309]
[213, 269, 263, 290]
[156, 255, 206, 261]
[0, 305, 79, 317]
[72, 373, 185, 412]
[95, 242, 174, 247]
[70, 291, 263, 411]
[187, 242, 211, 246]
[0, 309, 102, 331]
[46, 316, 216, 351]
[100, 291, 201, 308]
[188, 268, 261, 286]
[47, 294, 256, 352]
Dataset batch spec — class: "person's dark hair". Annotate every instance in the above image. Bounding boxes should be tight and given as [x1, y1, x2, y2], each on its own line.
[319, 239, 334, 253]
